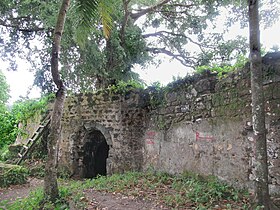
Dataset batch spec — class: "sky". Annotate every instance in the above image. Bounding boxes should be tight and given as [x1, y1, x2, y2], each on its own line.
[2, 15, 280, 104]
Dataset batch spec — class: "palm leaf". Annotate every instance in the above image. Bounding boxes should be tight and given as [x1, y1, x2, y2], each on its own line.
[76, 0, 99, 27]
[74, 0, 113, 47]
[97, 0, 114, 39]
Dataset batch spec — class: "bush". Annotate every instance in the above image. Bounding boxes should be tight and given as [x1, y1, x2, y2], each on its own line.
[0, 109, 17, 149]
[0, 145, 11, 161]
[0, 164, 29, 187]
[0, 94, 54, 155]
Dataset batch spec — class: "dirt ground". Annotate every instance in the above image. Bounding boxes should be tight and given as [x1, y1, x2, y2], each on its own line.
[83, 189, 169, 210]
[1, 178, 280, 210]
[0, 178, 44, 204]
[0, 178, 170, 210]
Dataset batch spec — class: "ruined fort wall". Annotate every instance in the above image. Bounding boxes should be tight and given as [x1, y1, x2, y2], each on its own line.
[143, 57, 280, 194]
[56, 54, 280, 194]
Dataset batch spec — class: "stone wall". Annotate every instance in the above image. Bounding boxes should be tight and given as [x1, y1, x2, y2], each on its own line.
[59, 90, 149, 177]
[55, 53, 280, 194]
[142, 55, 280, 194]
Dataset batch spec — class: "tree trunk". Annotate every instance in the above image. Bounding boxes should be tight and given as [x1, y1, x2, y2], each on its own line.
[248, 0, 270, 208]
[44, 0, 70, 202]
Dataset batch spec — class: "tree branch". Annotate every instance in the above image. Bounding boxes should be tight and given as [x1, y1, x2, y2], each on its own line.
[168, 3, 196, 7]
[130, 0, 171, 21]
[0, 19, 48, 33]
[120, 0, 131, 44]
[142, 30, 212, 53]
[147, 47, 196, 68]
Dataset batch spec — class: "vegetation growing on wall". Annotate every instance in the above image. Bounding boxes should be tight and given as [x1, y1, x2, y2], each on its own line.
[146, 82, 166, 109]
[0, 94, 54, 157]
[106, 80, 144, 95]
[11, 94, 54, 125]
[195, 55, 249, 77]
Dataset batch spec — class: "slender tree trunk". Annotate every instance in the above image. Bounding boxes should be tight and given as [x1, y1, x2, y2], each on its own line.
[44, 0, 70, 202]
[248, 0, 270, 208]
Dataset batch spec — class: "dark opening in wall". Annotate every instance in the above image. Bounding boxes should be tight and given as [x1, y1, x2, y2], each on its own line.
[82, 130, 109, 178]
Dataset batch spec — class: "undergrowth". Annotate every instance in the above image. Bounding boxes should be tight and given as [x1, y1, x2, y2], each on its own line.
[0, 165, 28, 187]
[0, 171, 252, 210]
[89, 171, 250, 209]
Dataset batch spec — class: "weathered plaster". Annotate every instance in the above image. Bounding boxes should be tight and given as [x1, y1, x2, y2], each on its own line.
[24, 52, 280, 194]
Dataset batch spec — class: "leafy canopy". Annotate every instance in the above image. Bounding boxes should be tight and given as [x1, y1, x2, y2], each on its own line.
[0, 0, 279, 93]
[0, 70, 10, 106]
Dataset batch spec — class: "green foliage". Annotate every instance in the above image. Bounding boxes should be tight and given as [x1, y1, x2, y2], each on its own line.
[0, 145, 9, 160]
[147, 82, 164, 105]
[75, 0, 113, 42]
[0, 70, 14, 148]
[196, 64, 233, 77]
[149, 81, 162, 91]
[106, 80, 144, 94]
[11, 94, 54, 123]
[6, 188, 45, 209]
[180, 172, 241, 206]
[195, 55, 249, 77]
[57, 166, 71, 179]
[0, 188, 47, 209]
[0, 70, 10, 106]
[103, 24, 151, 85]
[0, 145, 12, 161]
[0, 94, 53, 150]
[0, 110, 17, 149]
[0, 180, 85, 209]
[27, 160, 45, 178]
[0, 0, 254, 94]
[0, 165, 28, 187]
[52, 2, 149, 92]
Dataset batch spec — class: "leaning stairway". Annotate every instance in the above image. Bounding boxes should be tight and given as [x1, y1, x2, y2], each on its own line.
[16, 114, 51, 165]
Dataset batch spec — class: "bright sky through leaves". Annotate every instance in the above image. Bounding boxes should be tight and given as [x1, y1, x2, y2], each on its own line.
[2, 16, 280, 104]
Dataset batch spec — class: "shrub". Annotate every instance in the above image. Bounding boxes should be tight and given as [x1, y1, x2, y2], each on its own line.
[0, 164, 29, 187]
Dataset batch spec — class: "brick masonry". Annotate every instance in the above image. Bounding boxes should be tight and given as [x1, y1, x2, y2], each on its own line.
[52, 53, 280, 194]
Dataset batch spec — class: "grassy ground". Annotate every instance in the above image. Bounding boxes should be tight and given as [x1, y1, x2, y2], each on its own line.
[0, 171, 253, 209]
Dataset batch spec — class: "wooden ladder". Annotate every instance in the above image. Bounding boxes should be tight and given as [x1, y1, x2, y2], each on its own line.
[16, 114, 51, 165]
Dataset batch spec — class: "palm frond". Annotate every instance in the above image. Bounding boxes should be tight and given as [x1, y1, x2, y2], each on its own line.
[76, 0, 99, 27]
[74, 0, 113, 47]
[98, 0, 114, 39]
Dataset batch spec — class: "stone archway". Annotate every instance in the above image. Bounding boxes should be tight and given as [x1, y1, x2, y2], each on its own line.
[82, 129, 109, 178]
[69, 122, 113, 178]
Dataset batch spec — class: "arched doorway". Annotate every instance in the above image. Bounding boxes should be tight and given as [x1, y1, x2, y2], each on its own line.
[82, 129, 109, 178]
